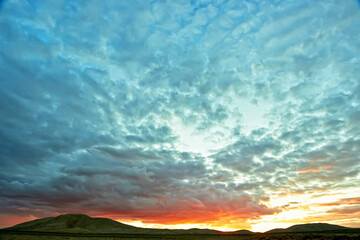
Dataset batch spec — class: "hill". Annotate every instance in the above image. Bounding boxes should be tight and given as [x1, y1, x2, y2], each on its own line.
[266, 223, 350, 234]
[5, 214, 145, 233]
[3, 214, 221, 234]
[233, 229, 254, 235]
[4, 214, 358, 237]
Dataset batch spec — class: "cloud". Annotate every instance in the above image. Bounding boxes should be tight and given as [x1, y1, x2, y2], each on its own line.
[327, 206, 360, 215]
[0, 0, 360, 230]
[318, 197, 360, 207]
[0, 147, 278, 227]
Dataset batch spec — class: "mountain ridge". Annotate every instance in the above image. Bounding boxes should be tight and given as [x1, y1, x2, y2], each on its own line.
[4, 214, 142, 233]
[2, 213, 356, 235]
[3, 214, 223, 234]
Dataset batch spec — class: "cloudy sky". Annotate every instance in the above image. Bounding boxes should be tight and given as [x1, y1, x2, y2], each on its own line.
[1, 0, 360, 232]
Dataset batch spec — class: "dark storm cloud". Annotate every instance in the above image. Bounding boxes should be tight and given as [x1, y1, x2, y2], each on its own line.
[0, 147, 276, 223]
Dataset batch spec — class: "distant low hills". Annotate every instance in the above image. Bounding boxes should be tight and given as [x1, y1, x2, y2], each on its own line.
[266, 223, 350, 234]
[2, 213, 357, 236]
[233, 229, 254, 235]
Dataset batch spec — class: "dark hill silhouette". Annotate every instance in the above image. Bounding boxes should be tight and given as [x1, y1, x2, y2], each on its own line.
[3, 214, 358, 237]
[233, 229, 254, 235]
[266, 223, 349, 233]
[4, 214, 222, 234]
[5, 214, 144, 233]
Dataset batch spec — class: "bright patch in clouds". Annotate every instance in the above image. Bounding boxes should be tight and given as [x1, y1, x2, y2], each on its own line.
[0, 0, 360, 232]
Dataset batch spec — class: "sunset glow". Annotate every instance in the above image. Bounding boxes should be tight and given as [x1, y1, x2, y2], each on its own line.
[1, 0, 360, 232]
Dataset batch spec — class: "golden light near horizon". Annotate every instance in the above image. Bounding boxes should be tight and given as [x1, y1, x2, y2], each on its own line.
[118, 220, 240, 232]
[250, 186, 360, 232]
[115, 186, 360, 233]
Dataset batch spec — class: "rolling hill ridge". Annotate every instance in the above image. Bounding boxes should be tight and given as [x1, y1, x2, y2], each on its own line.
[3, 214, 223, 234]
[4, 214, 143, 233]
[2, 213, 358, 235]
[266, 223, 350, 233]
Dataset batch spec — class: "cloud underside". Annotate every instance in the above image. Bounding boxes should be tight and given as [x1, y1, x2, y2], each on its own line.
[0, 0, 360, 229]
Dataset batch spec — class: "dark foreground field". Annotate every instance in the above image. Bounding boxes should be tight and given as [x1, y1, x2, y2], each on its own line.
[1, 230, 360, 240]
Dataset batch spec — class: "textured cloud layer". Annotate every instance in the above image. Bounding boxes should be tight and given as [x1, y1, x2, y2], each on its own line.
[1, 0, 360, 231]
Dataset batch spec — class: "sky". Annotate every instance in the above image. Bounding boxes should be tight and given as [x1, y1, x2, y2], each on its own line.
[0, 0, 360, 233]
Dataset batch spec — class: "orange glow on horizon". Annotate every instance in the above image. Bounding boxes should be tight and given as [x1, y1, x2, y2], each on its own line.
[2, 189, 360, 233]
[117, 220, 242, 232]
[0, 214, 37, 229]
